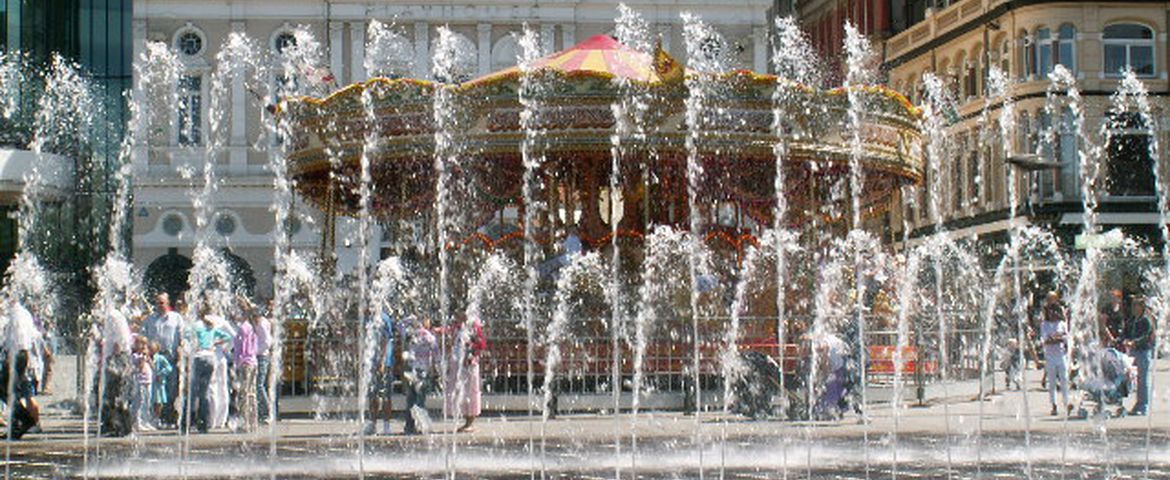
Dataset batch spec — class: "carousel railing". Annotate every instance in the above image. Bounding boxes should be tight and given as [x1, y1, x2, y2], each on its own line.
[279, 314, 990, 399]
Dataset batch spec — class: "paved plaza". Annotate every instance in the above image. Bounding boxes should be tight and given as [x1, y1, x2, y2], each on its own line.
[3, 358, 1167, 478]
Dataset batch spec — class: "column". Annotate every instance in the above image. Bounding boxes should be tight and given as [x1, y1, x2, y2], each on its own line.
[229, 21, 248, 174]
[329, 21, 344, 84]
[230, 21, 248, 173]
[541, 24, 556, 54]
[753, 26, 767, 72]
[561, 24, 576, 49]
[414, 21, 430, 79]
[132, 19, 148, 176]
[478, 23, 492, 76]
[350, 21, 367, 81]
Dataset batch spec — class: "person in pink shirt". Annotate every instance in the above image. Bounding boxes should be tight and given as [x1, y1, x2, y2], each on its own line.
[232, 308, 259, 433]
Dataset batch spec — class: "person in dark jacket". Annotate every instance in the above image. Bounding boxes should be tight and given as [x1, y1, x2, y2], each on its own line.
[1123, 296, 1155, 416]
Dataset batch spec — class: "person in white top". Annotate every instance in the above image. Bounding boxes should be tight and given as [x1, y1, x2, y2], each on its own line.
[1039, 291, 1072, 416]
[207, 313, 236, 429]
[5, 302, 42, 383]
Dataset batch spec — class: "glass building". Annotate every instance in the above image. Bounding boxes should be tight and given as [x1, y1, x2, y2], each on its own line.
[0, 0, 132, 338]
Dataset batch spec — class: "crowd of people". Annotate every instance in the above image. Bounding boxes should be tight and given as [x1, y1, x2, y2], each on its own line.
[1007, 289, 1156, 418]
[91, 292, 490, 438]
[97, 293, 274, 436]
[365, 313, 485, 435]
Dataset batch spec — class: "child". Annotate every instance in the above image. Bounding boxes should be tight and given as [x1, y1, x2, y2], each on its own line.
[150, 341, 173, 428]
[1002, 338, 1023, 390]
[131, 336, 155, 431]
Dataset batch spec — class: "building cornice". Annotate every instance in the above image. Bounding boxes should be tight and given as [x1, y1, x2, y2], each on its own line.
[883, 0, 1170, 70]
[134, 1, 772, 25]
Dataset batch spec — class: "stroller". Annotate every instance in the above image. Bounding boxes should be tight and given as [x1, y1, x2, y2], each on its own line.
[1077, 347, 1134, 419]
[728, 351, 783, 419]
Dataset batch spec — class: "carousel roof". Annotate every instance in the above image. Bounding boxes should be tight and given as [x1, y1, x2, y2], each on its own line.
[466, 34, 683, 86]
[278, 35, 925, 248]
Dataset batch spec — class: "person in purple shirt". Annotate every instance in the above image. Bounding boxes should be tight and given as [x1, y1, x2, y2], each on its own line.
[233, 311, 259, 432]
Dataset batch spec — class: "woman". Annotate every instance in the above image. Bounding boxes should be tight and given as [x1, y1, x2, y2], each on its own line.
[207, 313, 236, 429]
[445, 313, 486, 433]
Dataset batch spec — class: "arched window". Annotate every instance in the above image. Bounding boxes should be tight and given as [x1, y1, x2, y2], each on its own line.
[952, 134, 966, 212]
[955, 53, 968, 98]
[1103, 23, 1154, 76]
[999, 38, 1011, 77]
[1057, 107, 1079, 197]
[967, 134, 980, 207]
[1020, 30, 1034, 80]
[177, 74, 202, 146]
[965, 58, 978, 99]
[491, 35, 518, 71]
[1037, 110, 1056, 198]
[1056, 24, 1076, 71]
[172, 23, 207, 147]
[1035, 27, 1053, 77]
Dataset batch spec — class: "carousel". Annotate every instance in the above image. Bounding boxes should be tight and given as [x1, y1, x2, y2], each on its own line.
[278, 34, 926, 395]
[281, 34, 924, 253]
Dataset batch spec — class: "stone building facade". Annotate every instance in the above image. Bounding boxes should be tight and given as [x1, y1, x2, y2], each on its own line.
[881, 0, 1168, 257]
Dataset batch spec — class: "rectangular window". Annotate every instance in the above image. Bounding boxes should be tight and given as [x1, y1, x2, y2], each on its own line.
[1107, 134, 1154, 196]
[1037, 42, 1052, 77]
[1104, 45, 1127, 74]
[177, 74, 202, 146]
[1057, 42, 1073, 70]
[1105, 44, 1154, 76]
[1130, 46, 1154, 76]
[952, 144, 963, 213]
[968, 145, 980, 206]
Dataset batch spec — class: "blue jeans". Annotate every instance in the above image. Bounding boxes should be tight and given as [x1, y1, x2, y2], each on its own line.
[187, 357, 214, 432]
[1132, 348, 1152, 413]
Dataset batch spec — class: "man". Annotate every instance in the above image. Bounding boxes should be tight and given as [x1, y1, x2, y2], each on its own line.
[143, 293, 184, 425]
[184, 307, 233, 433]
[1123, 296, 1155, 416]
[1040, 291, 1072, 416]
[143, 293, 184, 358]
[255, 302, 273, 424]
[367, 311, 395, 435]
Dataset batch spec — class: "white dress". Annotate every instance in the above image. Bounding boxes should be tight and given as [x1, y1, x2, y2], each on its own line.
[207, 315, 235, 429]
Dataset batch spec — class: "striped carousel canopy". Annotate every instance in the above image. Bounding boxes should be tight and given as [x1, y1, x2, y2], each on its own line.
[467, 34, 683, 86]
